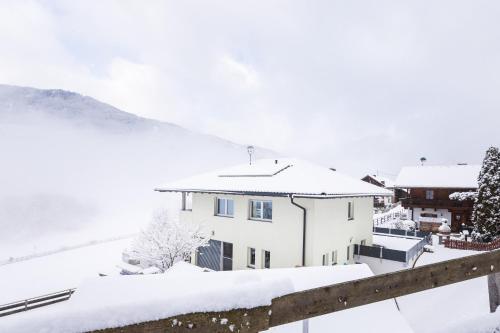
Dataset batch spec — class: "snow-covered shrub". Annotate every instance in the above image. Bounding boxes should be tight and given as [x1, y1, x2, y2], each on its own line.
[472, 147, 500, 242]
[393, 219, 416, 231]
[131, 209, 209, 272]
[449, 191, 478, 201]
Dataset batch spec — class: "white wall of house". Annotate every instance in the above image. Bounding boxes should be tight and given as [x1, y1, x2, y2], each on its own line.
[180, 193, 374, 270]
[411, 207, 451, 226]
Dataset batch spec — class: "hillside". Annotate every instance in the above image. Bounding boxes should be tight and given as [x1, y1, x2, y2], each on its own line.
[0, 84, 274, 258]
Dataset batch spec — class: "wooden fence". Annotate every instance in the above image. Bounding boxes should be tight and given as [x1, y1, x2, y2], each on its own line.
[444, 238, 500, 251]
[0, 288, 75, 317]
[93, 249, 500, 333]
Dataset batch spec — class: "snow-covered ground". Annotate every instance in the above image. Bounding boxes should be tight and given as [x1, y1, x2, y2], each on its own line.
[1, 235, 499, 333]
[397, 236, 500, 333]
[0, 237, 132, 304]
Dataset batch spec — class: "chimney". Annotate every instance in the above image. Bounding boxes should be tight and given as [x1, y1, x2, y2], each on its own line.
[275, 159, 278, 164]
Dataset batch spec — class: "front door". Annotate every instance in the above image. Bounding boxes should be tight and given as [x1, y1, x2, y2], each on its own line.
[451, 212, 463, 232]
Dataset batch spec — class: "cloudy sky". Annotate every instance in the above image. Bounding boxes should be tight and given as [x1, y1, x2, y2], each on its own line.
[1, 0, 499, 177]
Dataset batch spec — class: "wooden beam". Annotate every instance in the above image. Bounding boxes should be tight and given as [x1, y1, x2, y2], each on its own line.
[270, 249, 500, 327]
[92, 306, 271, 333]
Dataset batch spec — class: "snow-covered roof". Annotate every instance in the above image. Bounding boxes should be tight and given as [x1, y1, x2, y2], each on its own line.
[156, 159, 392, 198]
[395, 164, 481, 189]
[0, 263, 412, 333]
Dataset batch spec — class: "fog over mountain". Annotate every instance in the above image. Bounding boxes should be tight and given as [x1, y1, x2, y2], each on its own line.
[0, 84, 274, 257]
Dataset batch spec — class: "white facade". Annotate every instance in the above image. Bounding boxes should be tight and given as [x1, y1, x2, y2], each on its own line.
[181, 193, 374, 270]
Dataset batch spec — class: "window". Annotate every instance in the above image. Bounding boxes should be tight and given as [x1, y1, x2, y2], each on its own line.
[222, 242, 233, 271]
[331, 250, 338, 265]
[250, 200, 272, 221]
[216, 198, 234, 217]
[346, 245, 350, 261]
[425, 190, 434, 200]
[348, 201, 354, 220]
[247, 247, 256, 268]
[322, 253, 329, 266]
[262, 250, 270, 269]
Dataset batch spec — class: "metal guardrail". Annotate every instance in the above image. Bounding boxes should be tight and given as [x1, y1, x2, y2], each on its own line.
[355, 234, 431, 263]
[0, 288, 76, 317]
[373, 226, 430, 238]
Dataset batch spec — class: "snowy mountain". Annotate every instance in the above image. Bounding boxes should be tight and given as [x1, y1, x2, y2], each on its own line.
[0, 84, 274, 257]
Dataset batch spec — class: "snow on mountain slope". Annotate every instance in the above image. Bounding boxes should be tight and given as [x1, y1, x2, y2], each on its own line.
[0, 84, 275, 258]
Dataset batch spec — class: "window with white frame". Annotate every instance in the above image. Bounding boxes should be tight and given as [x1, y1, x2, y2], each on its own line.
[215, 198, 234, 217]
[346, 245, 351, 261]
[262, 250, 270, 269]
[425, 190, 434, 200]
[348, 201, 354, 220]
[250, 200, 272, 221]
[331, 250, 338, 265]
[247, 247, 256, 268]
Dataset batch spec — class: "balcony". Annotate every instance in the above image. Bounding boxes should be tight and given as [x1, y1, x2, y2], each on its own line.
[400, 198, 473, 209]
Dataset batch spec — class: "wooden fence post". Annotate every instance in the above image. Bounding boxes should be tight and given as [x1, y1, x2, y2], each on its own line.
[488, 272, 500, 313]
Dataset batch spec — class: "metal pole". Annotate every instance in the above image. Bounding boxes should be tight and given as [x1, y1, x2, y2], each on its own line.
[302, 319, 309, 333]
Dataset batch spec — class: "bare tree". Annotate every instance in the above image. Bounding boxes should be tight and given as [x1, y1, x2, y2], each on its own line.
[131, 209, 209, 272]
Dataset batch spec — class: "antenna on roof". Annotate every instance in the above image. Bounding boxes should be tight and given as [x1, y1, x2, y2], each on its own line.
[247, 145, 255, 165]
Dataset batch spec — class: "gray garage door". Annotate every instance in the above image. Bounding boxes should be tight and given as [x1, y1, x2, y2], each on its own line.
[197, 239, 233, 271]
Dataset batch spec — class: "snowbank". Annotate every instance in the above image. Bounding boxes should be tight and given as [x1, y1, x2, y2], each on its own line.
[0, 264, 413, 333]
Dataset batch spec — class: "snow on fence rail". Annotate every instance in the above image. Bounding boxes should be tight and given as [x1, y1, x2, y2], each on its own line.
[444, 238, 500, 251]
[91, 250, 500, 333]
[0, 288, 76, 317]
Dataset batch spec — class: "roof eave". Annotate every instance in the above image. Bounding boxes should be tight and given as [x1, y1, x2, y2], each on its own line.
[154, 188, 392, 198]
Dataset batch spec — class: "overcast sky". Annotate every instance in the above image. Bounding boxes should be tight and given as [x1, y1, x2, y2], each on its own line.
[1, 0, 499, 177]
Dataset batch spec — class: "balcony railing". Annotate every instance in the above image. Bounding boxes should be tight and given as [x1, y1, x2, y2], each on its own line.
[401, 198, 473, 209]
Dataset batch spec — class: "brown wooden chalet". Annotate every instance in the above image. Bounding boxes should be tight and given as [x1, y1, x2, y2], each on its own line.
[394, 164, 480, 232]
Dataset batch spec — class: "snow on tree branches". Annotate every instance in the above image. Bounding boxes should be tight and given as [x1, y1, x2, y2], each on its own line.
[449, 191, 478, 201]
[472, 147, 500, 242]
[131, 210, 209, 272]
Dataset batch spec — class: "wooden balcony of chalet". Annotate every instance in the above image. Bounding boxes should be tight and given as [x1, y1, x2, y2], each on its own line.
[400, 197, 474, 210]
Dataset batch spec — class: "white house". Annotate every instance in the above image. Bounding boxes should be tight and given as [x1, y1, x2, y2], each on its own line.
[156, 159, 391, 271]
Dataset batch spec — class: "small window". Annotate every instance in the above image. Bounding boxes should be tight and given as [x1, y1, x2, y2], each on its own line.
[250, 200, 272, 221]
[331, 250, 338, 265]
[262, 250, 270, 269]
[322, 253, 329, 266]
[348, 201, 354, 220]
[247, 247, 256, 268]
[216, 198, 234, 217]
[425, 190, 434, 200]
[346, 245, 350, 261]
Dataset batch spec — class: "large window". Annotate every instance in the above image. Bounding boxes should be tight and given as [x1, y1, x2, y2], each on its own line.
[262, 250, 270, 269]
[425, 190, 434, 200]
[250, 200, 272, 221]
[348, 201, 354, 220]
[247, 247, 256, 268]
[216, 198, 234, 217]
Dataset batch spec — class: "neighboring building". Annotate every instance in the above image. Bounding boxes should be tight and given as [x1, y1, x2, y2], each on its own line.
[156, 159, 391, 271]
[394, 164, 480, 232]
[361, 174, 406, 207]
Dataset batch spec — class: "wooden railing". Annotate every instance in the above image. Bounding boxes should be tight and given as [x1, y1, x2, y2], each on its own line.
[445, 238, 500, 251]
[93, 249, 500, 333]
[401, 198, 473, 209]
[0, 288, 76, 317]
